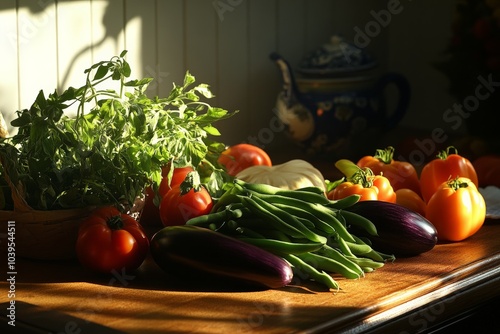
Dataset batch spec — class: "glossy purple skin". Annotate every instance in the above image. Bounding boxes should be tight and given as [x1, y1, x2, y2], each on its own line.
[345, 201, 438, 257]
[150, 225, 293, 289]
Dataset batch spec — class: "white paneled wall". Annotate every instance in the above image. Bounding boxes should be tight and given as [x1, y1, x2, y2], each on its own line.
[0, 0, 453, 148]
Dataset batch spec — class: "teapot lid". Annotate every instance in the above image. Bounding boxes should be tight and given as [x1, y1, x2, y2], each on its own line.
[297, 35, 377, 76]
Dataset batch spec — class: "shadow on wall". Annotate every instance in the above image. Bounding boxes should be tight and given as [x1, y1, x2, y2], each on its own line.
[1, 1, 141, 91]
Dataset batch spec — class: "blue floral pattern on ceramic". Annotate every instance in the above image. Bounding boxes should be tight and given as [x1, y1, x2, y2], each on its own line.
[270, 42, 411, 156]
[297, 36, 377, 76]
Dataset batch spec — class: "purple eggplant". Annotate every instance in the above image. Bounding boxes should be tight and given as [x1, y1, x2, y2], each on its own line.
[344, 201, 438, 257]
[150, 225, 293, 289]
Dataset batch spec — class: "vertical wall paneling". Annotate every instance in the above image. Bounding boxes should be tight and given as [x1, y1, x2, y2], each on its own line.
[0, 2, 19, 126]
[387, 1, 455, 131]
[1, 1, 456, 142]
[17, 0, 58, 111]
[90, 0, 125, 66]
[276, 0, 306, 69]
[304, 0, 337, 53]
[247, 0, 285, 150]
[216, 0, 249, 144]
[334, 0, 390, 72]
[124, 0, 157, 92]
[156, 0, 185, 98]
[184, 0, 218, 102]
[56, 0, 93, 110]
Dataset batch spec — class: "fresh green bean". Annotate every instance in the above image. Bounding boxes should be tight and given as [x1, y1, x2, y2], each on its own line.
[344, 240, 373, 256]
[274, 189, 331, 205]
[273, 203, 335, 235]
[256, 229, 292, 242]
[330, 234, 355, 257]
[249, 196, 327, 244]
[325, 194, 361, 210]
[185, 209, 230, 227]
[294, 216, 317, 231]
[237, 238, 324, 256]
[196, 179, 395, 290]
[360, 249, 395, 262]
[248, 191, 357, 243]
[211, 189, 242, 212]
[234, 179, 281, 195]
[283, 254, 339, 291]
[316, 245, 365, 278]
[295, 186, 326, 195]
[296, 252, 362, 280]
[344, 255, 385, 269]
[238, 180, 330, 205]
[339, 210, 379, 236]
[241, 196, 306, 240]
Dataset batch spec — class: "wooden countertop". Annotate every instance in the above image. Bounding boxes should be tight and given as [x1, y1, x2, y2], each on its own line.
[1, 219, 500, 333]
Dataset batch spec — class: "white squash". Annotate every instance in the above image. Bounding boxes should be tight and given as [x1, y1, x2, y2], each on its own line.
[235, 159, 326, 192]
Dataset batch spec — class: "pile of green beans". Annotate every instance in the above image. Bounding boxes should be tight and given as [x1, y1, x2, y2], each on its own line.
[186, 179, 395, 290]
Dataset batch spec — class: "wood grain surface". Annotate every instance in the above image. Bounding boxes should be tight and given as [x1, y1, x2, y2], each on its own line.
[1, 220, 499, 334]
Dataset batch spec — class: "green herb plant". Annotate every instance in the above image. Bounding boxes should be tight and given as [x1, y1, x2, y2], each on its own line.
[0, 50, 236, 211]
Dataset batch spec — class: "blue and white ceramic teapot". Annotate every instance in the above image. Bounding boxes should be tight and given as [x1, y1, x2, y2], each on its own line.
[271, 36, 411, 157]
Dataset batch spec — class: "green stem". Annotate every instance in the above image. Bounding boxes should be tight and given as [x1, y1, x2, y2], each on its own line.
[436, 146, 458, 160]
[107, 214, 124, 230]
[447, 176, 469, 190]
[373, 146, 395, 164]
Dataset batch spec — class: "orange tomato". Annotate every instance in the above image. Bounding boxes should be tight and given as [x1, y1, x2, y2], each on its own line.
[329, 182, 379, 201]
[425, 177, 486, 242]
[357, 146, 421, 195]
[395, 188, 426, 216]
[420, 147, 478, 203]
[372, 175, 397, 203]
[331, 159, 396, 203]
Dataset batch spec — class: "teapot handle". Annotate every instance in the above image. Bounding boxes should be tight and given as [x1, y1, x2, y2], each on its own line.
[376, 73, 411, 130]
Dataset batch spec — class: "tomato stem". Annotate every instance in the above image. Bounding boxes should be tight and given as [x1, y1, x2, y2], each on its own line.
[335, 158, 377, 188]
[350, 167, 375, 188]
[447, 177, 469, 190]
[335, 159, 362, 178]
[107, 215, 124, 230]
[436, 146, 458, 160]
[373, 146, 395, 164]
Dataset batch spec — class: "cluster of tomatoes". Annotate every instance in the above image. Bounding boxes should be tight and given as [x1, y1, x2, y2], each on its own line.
[139, 143, 272, 228]
[75, 143, 272, 274]
[328, 146, 494, 243]
[73, 143, 499, 274]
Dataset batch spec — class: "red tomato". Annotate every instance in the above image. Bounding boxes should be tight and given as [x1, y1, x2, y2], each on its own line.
[472, 154, 500, 187]
[357, 146, 421, 195]
[159, 184, 213, 226]
[420, 147, 478, 203]
[395, 188, 426, 217]
[425, 177, 486, 242]
[158, 166, 195, 197]
[76, 207, 150, 273]
[217, 143, 272, 176]
[140, 166, 195, 227]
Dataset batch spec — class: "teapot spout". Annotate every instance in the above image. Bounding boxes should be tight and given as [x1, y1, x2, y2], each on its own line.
[269, 52, 301, 108]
